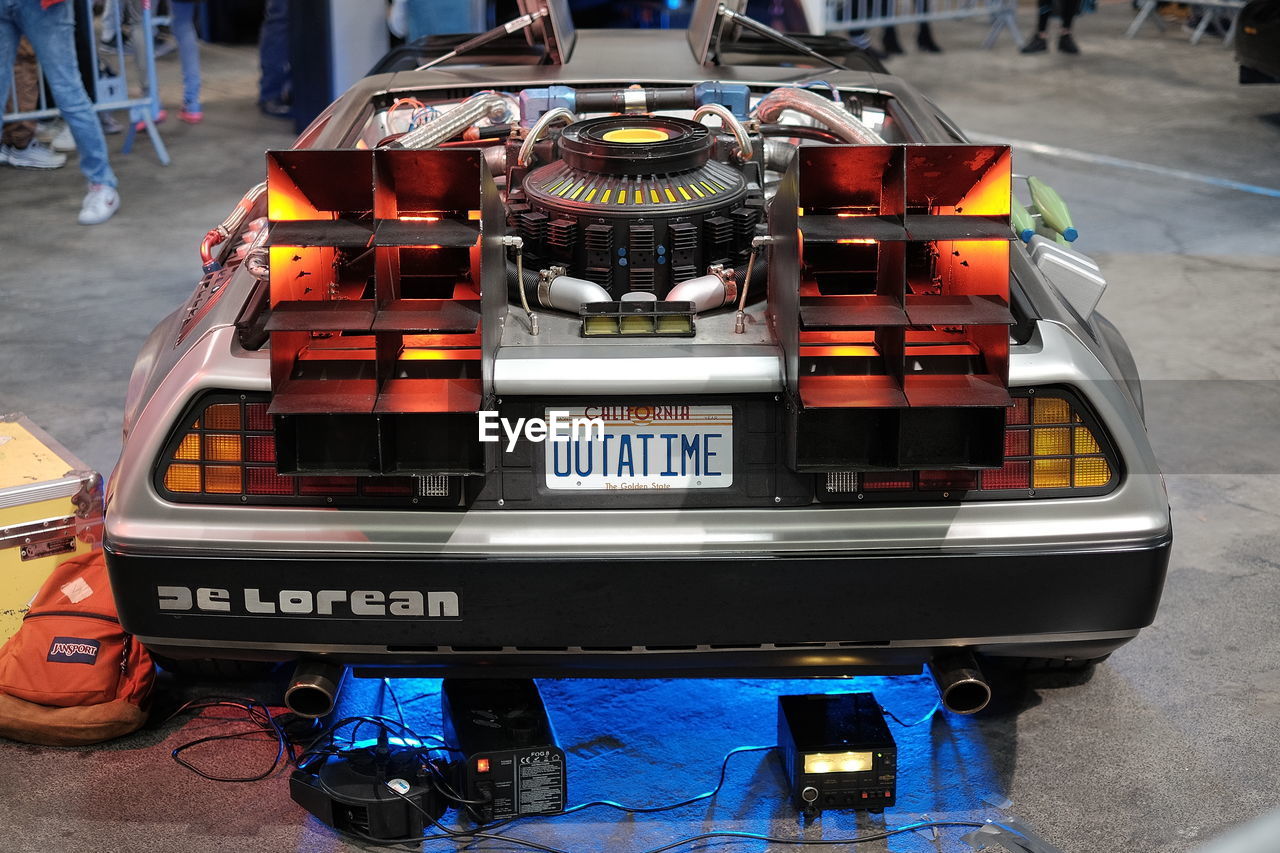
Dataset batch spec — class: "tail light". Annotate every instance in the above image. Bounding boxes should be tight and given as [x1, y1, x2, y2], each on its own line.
[821, 388, 1117, 502]
[155, 393, 460, 507]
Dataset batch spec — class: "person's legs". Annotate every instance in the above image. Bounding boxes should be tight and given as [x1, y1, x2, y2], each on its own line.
[1022, 0, 1053, 51]
[2, 36, 37, 149]
[2, 36, 66, 168]
[1058, 0, 1082, 51]
[916, 0, 942, 51]
[17, 0, 115, 187]
[99, 0, 118, 43]
[882, 25, 903, 55]
[170, 0, 201, 117]
[0, 1, 19, 119]
[259, 0, 290, 111]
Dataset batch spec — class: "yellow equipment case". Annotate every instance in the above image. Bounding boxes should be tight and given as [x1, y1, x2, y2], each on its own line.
[0, 414, 103, 642]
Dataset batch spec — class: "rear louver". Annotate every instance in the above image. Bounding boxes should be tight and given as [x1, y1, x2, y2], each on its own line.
[156, 393, 462, 508]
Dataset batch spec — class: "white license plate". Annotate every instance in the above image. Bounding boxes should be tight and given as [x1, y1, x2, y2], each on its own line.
[544, 405, 734, 491]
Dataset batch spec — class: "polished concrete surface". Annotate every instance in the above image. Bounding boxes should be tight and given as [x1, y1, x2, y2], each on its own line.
[1, 4, 1278, 851]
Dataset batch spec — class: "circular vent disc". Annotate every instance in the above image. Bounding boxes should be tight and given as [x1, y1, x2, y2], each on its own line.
[559, 115, 712, 175]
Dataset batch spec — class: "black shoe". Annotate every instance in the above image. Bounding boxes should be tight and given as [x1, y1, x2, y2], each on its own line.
[917, 26, 943, 52]
[259, 99, 292, 118]
[882, 27, 904, 56]
[1057, 33, 1080, 53]
[1021, 35, 1048, 53]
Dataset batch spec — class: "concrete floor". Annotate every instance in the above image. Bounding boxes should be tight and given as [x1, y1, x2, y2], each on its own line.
[2, 4, 1279, 851]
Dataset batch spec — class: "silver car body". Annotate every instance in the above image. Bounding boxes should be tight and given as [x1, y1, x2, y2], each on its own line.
[105, 30, 1170, 672]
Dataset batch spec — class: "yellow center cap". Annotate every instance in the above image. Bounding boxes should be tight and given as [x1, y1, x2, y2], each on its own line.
[602, 127, 671, 144]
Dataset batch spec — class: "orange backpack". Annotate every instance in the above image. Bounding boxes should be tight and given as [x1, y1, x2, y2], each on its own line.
[0, 551, 155, 745]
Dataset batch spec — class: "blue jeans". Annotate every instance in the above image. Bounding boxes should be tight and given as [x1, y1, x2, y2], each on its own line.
[170, 0, 201, 112]
[258, 0, 289, 104]
[0, 0, 116, 187]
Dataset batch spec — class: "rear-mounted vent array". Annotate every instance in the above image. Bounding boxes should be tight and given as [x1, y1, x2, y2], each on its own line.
[155, 394, 462, 508]
[772, 144, 1015, 473]
[821, 391, 1117, 501]
[262, 147, 500, 476]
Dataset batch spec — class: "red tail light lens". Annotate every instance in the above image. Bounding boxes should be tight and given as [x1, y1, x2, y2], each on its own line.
[823, 388, 1117, 501]
[156, 393, 458, 507]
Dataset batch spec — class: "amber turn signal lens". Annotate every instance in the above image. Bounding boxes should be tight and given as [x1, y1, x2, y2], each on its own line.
[163, 463, 201, 493]
[839, 392, 1116, 497]
[159, 396, 452, 506]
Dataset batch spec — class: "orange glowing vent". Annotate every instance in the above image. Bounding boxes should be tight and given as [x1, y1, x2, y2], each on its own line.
[261, 147, 504, 474]
[769, 144, 1014, 472]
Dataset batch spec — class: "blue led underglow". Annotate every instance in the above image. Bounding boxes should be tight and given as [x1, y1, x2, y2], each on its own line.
[305, 674, 1009, 849]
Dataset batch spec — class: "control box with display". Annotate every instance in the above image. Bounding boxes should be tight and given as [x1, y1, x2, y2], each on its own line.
[777, 692, 898, 813]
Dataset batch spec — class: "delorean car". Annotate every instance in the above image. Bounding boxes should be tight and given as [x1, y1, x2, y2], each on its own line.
[104, 1, 1170, 715]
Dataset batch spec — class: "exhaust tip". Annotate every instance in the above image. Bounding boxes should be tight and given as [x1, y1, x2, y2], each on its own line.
[928, 650, 992, 715]
[284, 660, 345, 718]
[939, 677, 992, 715]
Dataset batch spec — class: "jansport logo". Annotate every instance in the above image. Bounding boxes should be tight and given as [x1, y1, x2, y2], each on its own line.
[156, 586, 460, 619]
[47, 637, 101, 664]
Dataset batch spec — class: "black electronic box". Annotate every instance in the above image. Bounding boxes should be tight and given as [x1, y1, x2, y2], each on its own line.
[289, 735, 446, 840]
[777, 692, 898, 813]
[441, 679, 567, 822]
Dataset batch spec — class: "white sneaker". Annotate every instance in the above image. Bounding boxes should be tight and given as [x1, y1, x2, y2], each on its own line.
[51, 124, 76, 152]
[1, 141, 67, 169]
[79, 184, 121, 225]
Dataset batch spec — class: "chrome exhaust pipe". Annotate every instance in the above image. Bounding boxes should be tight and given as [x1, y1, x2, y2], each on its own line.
[928, 650, 991, 715]
[284, 659, 345, 718]
[539, 273, 613, 313]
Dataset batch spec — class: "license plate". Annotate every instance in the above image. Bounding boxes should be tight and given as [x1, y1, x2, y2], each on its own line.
[544, 405, 733, 491]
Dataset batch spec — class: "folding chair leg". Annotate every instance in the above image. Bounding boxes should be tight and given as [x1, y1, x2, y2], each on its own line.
[983, 4, 1023, 48]
[1223, 12, 1239, 46]
[1124, 0, 1159, 38]
[142, 117, 171, 166]
[121, 110, 171, 166]
[1190, 10, 1213, 44]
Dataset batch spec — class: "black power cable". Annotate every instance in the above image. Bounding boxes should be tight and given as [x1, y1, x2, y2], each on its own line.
[638, 821, 993, 853]
[166, 698, 1027, 853]
[882, 699, 942, 728]
[561, 745, 777, 816]
[164, 696, 319, 783]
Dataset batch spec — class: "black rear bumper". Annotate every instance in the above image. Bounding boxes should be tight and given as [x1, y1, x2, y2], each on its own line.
[105, 535, 1170, 676]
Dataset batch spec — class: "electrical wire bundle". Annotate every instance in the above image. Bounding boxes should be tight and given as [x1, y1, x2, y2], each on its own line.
[162, 685, 1044, 852]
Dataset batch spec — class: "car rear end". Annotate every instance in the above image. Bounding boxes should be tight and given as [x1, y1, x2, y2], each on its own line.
[102, 70, 1170, 697]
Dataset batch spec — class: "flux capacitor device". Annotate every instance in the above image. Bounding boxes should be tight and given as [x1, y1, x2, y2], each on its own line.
[777, 692, 898, 814]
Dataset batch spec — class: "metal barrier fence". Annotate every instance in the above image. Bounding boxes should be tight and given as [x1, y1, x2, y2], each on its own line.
[1125, 0, 1245, 45]
[821, 0, 1023, 48]
[1, 0, 169, 165]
